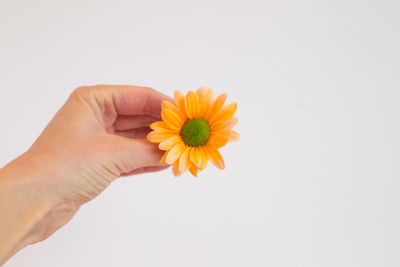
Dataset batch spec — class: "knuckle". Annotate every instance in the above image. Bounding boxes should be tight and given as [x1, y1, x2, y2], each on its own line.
[71, 85, 105, 100]
[71, 86, 91, 98]
[142, 86, 155, 93]
[93, 84, 108, 90]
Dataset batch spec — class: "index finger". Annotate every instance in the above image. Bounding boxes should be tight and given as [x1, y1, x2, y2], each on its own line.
[90, 85, 174, 118]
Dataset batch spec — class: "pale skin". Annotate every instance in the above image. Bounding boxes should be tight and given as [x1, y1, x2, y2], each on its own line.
[0, 85, 172, 265]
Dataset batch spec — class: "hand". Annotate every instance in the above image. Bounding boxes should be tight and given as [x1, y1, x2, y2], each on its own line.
[0, 85, 172, 264]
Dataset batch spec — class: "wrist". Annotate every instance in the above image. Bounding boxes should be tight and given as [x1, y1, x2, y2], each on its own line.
[0, 153, 58, 265]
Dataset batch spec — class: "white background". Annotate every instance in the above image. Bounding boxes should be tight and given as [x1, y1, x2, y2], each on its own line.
[1, 0, 400, 266]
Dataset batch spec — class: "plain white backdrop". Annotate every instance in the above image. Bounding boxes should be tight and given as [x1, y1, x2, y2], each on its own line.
[1, 0, 399, 266]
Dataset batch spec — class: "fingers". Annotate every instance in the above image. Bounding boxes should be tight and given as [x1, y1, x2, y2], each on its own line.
[76, 85, 174, 117]
[128, 139, 166, 168]
[115, 127, 152, 139]
[114, 115, 159, 131]
[120, 165, 169, 177]
[108, 136, 166, 173]
[67, 85, 173, 176]
[112, 85, 172, 117]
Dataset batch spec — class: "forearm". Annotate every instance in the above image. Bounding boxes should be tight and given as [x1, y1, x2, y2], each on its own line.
[0, 154, 56, 266]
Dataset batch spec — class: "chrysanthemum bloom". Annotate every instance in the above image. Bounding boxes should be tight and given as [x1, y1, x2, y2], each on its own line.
[147, 87, 239, 177]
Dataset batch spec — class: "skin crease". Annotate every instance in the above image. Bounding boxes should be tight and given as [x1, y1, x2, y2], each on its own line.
[0, 85, 172, 265]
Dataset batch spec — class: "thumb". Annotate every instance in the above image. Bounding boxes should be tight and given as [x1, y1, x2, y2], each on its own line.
[106, 136, 166, 174]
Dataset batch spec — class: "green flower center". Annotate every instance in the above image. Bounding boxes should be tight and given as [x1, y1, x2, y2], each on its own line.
[181, 118, 210, 147]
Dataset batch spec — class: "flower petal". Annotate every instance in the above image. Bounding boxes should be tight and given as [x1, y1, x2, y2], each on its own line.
[204, 93, 227, 121]
[172, 161, 183, 177]
[147, 131, 176, 143]
[189, 165, 199, 177]
[198, 146, 209, 170]
[190, 147, 204, 168]
[207, 134, 229, 148]
[185, 91, 200, 119]
[195, 87, 207, 116]
[162, 100, 185, 119]
[161, 109, 184, 131]
[205, 145, 225, 170]
[196, 87, 214, 98]
[215, 130, 240, 142]
[210, 117, 238, 133]
[166, 141, 186, 164]
[159, 135, 182, 151]
[196, 87, 206, 98]
[209, 102, 237, 125]
[196, 87, 214, 117]
[174, 90, 186, 117]
[179, 146, 192, 173]
[150, 121, 173, 132]
[160, 151, 168, 164]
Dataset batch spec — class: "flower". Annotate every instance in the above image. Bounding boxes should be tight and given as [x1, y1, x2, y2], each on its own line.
[147, 87, 239, 177]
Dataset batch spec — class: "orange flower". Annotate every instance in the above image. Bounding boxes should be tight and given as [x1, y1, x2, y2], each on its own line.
[147, 87, 239, 177]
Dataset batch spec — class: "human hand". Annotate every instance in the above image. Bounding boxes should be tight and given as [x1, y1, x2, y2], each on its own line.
[0, 85, 171, 264]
